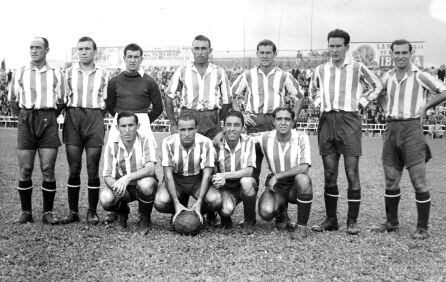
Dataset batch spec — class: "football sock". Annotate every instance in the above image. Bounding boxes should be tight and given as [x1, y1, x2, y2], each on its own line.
[18, 180, 33, 212]
[324, 185, 339, 218]
[347, 189, 361, 220]
[242, 193, 257, 224]
[415, 191, 431, 230]
[137, 191, 155, 219]
[67, 176, 81, 212]
[42, 181, 57, 213]
[384, 189, 401, 224]
[87, 179, 100, 212]
[297, 194, 313, 225]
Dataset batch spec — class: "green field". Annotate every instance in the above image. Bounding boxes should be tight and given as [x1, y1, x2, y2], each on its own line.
[0, 128, 445, 280]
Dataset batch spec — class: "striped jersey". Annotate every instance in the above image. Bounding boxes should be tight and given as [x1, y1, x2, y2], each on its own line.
[166, 63, 231, 110]
[231, 66, 302, 114]
[380, 64, 446, 119]
[251, 129, 311, 174]
[103, 133, 157, 183]
[161, 133, 215, 176]
[64, 63, 108, 109]
[8, 63, 65, 109]
[310, 56, 382, 112]
[214, 134, 256, 173]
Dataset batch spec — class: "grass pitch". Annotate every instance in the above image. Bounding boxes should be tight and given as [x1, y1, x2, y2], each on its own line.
[0, 128, 445, 280]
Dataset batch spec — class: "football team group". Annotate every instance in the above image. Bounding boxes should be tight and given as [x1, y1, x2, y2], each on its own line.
[8, 28, 446, 240]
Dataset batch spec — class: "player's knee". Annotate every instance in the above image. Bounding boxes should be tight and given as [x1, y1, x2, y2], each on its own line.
[258, 200, 275, 221]
[294, 174, 312, 194]
[68, 163, 82, 177]
[19, 165, 33, 179]
[86, 166, 99, 179]
[100, 189, 117, 211]
[205, 189, 222, 211]
[137, 178, 157, 197]
[154, 191, 172, 213]
[221, 200, 235, 217]
[40, 164, 55, 179]
[240, 177, 257, 197]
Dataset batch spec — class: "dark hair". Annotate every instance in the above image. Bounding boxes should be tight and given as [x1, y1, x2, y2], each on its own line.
[224, 111, 244, 125]
[123, 43, 143, 57]
[193, 35, 211, 49]
[327, 29, 350, 45]
[272, 106, 295, 121]
[178, 111, 198, 127]
[78, 36, 97, 51]
[35, 37, 49, 49]
[390, 39, 413, 52]
[257, 39, 277, 52]
[117, 111, 138, 125]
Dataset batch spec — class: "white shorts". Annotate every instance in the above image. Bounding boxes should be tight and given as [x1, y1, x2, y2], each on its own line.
[107, 113, 157, 147]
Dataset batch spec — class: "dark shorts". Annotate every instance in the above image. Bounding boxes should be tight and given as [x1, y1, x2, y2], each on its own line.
[247, 113, 275, 134]
[181, 108, 221, 139]
[382, 119, 431, 170]
[63, 108, 105, 147]
[265, 174, 294, 194]
[318, 111, 362, 156]
[17, 109, 61, 150]
[173, 173, 204, 198]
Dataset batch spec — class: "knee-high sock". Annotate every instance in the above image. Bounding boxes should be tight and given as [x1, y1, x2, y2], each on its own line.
[42, 181, 57, 213]
[384, 189, 401, 224]
[18, 180, 33, 212]
[87, 179, 100, 212]
[324, 185, 339, 218]
[67, 176, 80, 212]
[297, 194, 313, 225]
[415, 192, 431, 230]
[347, 189, 361, 220]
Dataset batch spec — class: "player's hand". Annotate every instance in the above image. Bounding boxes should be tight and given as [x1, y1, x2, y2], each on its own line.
[170, 125, 178, 134]
[113, 176, 130, 197]
[212, 173, 226, 188]
[417, 106, 427, 128]
[267, 175, 278, 192]
[172, 203, 188, 224]
[244, 113, 257, 127]
[190, 202, 204, 224]
[212, 131, 224, 147]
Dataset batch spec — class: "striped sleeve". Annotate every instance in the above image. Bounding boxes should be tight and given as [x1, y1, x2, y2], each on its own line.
[200, 140, 215, 169]
[143, 137, 157, 164]
[166, 67, 182, 99]
[161, 136, 174, 167]
[231, 72, 248, 101]
[284, 72, 303, 100]
[309, 66, 321, 107]
[244, 137, 256, 168]
[8, 70, 19, 103]
[358, 63, 383, 106]
[63, 68, 71, 104]
[102, 142, 114, 178]
[417, 71, 446, 94]
[101, 70, 110, 104]
[220, 69, 232, 103]
[298, 133, 311, 166]
[55, 68, 65, 104]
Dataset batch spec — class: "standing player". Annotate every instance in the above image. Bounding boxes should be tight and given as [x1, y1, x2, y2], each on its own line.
[372, 39, 446, 239]
[154, 112, 218, 228]
[309, 29, 382, 235]
[251, 107, 313, 239]
[105, 43, 163, 224]
[61, 36, 108, 225]
[212, 111, 257, 235]
[8, 37, 65, 224]
[101, 112, 158, 234]
[230, 39, 303, 230]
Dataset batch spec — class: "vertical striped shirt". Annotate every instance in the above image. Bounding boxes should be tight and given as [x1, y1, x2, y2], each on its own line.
[310, 56, 382, 112]
[166, 63, 231, 110]
[251, 129, 311, 174]
[231, 66, 302, 114]
[103, 133, 157, 183]
[64, 63, 108, 109]
[380, 63, 446, 119]
[8, 63, 65, 109]
[161, 133, 215, 176]
[214, 134, 256, 173]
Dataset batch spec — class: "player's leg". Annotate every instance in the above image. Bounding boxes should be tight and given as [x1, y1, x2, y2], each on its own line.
[195, 183, 221, 227]
[61, 144, 83, 224]
[16, 149, 37, 223]
[85, 146, 103, 224]
[408, 162, 430, 239]
[311, 153, 340, 232]
[258, 188, 287, 224]
[240, 177, 257, 234]
[154, 181, 175, 214]
[289, 174, 313, 239]
[100, 182, 132, 229]
[38, 148, 60, 225]
[344, 155, 361, 235]
[136, 176, 158, 234]
[217, 189, 237, 229]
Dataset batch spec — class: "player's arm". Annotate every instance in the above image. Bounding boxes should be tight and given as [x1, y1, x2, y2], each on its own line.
[163, 166, 186, 213]
[164, 68, 182, 133]
[376, 72, 389, 111]
[417, 72, 446, 123]
[268, 164, 310, 191]
[193, 167, 213, 211]
[55, 68, 66, 116]
[104, 176, 117, 190]
[231, 72, 256, 126]
[219, 69, 232, 121]
[218, 167, 254, 180]
[106, 78, 117, 117]
[358, 64, 383, 108]
[147, 78, 164, 122]
[309, 68, 321, 108]
[8, 70, 20, 116]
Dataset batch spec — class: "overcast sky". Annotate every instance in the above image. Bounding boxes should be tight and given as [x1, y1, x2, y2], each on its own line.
[2, 0, 446, 67]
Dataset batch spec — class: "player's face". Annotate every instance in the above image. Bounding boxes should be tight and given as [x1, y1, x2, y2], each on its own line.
[29, 38, 48, 64]
[273, 110, 293, 135]
[257, 45, 276, 68]
[328, 37, 349, 64]
[223, 116, 244, 142]
[178, 119, 197, 148]
[124, 50, 143, 72]
[117, 116, 139, 143]
[391, 44, 412, 70]
[78, 41, 96, 65]
[192, 40, 212, 65]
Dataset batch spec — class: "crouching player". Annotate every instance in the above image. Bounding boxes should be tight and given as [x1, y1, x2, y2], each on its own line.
[252, 107, 313, 239]
[154, 112, 218, 228]
[100, 112, 158, 234]
[212, 111, 257, 235]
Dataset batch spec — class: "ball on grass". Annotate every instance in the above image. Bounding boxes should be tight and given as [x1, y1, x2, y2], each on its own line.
[173, 210, 202, 236]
